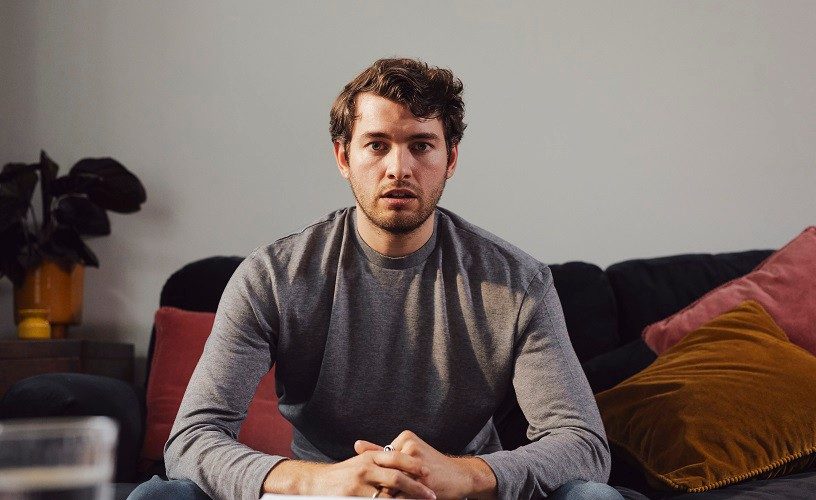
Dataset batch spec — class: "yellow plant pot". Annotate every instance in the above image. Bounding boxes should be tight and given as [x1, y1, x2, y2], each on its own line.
[17, 309, 51, 339]
[14, 260, 84, 339]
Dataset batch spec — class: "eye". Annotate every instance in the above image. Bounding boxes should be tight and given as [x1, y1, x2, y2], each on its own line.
[411, 142, 432, 152]
[368, 141, 386, 151]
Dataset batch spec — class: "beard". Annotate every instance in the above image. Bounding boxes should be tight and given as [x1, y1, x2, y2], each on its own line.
[349, 175, 446, 235]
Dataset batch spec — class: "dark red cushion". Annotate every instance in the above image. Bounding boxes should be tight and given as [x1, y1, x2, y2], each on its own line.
[141, 307, 293, 467]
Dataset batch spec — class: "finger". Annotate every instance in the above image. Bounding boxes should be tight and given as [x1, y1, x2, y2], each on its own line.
[389, 430, 429, 457]
[369, 467, 436, 499]
[373, 486, 397, 498]
[372, 450, 429, 478]
[355, 439, 384, 455]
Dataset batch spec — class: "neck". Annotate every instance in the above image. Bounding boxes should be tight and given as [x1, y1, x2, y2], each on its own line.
[354, 206, 435, 258]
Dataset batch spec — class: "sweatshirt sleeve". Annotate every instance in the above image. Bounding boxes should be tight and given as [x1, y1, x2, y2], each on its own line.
[164, 251, 286, 500]
[479, 267, 612, 499]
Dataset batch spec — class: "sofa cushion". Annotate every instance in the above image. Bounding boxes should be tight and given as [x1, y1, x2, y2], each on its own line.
[605, 249, 772, 344]
[550, 261, 619, 362]
[141, 306, 293, 470]
[596, 300, 816, 493]
[643, 227, 816, 355]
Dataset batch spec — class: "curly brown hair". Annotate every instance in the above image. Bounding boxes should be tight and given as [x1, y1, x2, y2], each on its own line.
[330, 58, 466, 159]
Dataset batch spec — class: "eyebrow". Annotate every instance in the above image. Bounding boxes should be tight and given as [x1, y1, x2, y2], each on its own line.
[359, 131, 441, 141]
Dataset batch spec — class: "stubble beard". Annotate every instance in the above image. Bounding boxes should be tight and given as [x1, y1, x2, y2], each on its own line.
[349, 175, 446, 236]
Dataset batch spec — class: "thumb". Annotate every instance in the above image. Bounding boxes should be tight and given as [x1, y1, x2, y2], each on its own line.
[354, 439, 384, 455]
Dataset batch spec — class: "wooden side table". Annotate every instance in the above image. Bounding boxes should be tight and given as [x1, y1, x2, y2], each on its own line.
[0, 339, 134, 397]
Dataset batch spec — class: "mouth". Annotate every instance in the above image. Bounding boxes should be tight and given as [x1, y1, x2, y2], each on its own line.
[381, 188, 418, 200]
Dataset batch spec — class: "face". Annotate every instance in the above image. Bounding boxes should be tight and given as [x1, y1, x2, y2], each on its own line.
[334, 93, 457, 235]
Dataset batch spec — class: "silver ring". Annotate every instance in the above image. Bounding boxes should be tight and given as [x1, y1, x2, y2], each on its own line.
[383, 444, 394, 452]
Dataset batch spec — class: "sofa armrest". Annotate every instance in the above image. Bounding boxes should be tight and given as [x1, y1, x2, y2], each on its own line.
[0, 373, 145, 483]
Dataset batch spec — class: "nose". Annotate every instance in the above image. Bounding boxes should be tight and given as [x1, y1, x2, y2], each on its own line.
[385, 146, 412, 180]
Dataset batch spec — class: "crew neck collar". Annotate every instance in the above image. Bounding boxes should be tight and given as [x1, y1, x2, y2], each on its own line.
[349, 207, 438, 270]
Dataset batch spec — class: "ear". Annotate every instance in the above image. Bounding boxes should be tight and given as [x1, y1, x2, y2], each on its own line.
[334, 141, 350, 179]
[445, 143, 458, 179]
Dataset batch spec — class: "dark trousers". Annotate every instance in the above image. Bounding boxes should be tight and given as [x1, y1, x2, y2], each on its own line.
[127, 475, 624, 499]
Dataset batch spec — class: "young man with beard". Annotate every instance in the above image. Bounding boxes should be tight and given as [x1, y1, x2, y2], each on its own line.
[129, 58, 622, 500]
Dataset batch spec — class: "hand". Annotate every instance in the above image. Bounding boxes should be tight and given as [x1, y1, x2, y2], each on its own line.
[262, 451, 436, 499]
[355, 430, 498, 500]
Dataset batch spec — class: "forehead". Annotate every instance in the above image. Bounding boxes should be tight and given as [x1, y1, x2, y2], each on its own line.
[352, 92, 443, 140]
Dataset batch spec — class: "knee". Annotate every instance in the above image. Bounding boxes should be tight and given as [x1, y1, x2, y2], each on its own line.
[549, 480, 624, 500]
[127, 475, 210, 500]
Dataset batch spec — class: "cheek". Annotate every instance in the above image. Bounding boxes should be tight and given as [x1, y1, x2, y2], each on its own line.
[349, 168, 383, 193]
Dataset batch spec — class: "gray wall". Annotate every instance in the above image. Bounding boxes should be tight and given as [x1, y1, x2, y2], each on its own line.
[2, 1, 815, 381]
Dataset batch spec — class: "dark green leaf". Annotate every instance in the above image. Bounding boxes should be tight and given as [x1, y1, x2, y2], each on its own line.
[38, 151, 60, 229]
[69, 158, 146, 213]
[41, 224, 99, 268]
[0, 223, 35, 286]
[1, 162, 38, 183]
[0, 196, 26, 233]
[0, 164, 37, 233]
[0, 163, 37, 203]
[39, 150, 59, 182]
[54, 195, 111, 236]
[51, 174, 99, 197]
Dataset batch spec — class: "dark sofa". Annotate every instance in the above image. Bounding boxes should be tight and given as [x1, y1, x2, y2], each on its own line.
[3, 249, 815, 499]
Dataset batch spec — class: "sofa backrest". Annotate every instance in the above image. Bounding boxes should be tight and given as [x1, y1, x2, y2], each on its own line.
[549, 262, 619, 362]
[605, 249, 773, 344]
[547, 250, 774, 365]
[147, 250, 774, 380]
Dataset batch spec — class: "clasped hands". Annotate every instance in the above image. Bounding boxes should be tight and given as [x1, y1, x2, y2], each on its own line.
[263, 430, 496, 499]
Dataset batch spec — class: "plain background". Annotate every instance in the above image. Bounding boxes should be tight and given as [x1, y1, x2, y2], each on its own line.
[1, 1, 814, 382]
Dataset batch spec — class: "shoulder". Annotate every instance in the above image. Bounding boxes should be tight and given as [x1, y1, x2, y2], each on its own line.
[236, 208, 350, 285]
[436, 207, 552, 290]
[253, 207, 350, 259]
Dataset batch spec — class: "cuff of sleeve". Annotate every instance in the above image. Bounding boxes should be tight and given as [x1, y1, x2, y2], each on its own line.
[250, 455, 289, 499]
[478, 450, 532, 500]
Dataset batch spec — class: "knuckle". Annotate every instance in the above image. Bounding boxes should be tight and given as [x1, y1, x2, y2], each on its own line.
[402, 441, 417, 454]
[389, 470, 403, 485]
[397, 429, 414, 441]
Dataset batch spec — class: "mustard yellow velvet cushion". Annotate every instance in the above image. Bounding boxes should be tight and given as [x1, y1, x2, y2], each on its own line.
[596, 300, 816, 493]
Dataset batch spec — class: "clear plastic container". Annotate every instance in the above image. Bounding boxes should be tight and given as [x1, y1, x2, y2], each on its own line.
[0, 417, 118, 500]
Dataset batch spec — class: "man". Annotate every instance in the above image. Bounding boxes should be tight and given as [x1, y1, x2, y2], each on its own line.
[130, 58, 621, 500]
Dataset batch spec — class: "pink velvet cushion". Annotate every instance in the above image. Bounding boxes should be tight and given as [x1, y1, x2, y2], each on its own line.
[141, 306, 293, 468]
[643, 226, 816, 355]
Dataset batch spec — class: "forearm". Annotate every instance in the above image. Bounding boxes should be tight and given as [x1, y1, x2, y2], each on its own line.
[262, 459, 319, 495]
[165, 425, 285, 500]
[478, 428, 610, 499]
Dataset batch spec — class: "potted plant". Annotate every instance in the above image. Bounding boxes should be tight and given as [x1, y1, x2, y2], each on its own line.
[0, 150, 146, 337]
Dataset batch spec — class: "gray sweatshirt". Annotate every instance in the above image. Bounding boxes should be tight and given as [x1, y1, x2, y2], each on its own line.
[165, 207, 611, 499]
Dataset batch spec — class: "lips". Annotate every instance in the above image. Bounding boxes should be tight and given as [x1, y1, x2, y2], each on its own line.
[381, 188, 417, 199]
